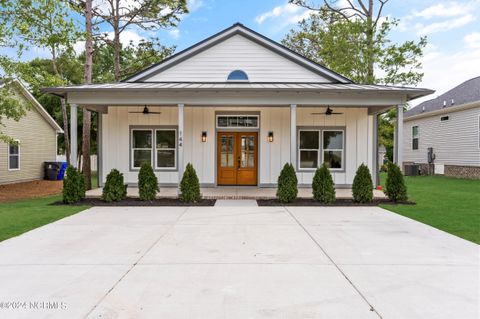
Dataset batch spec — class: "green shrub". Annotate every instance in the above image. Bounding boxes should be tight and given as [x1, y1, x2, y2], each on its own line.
[276, 163, 298, 203]
[179, 163, 201, 202]
[63, 165, 85, 204]
[138, 163, 159, 201]
[312, 164, 336, 203]
[102, 169, 127, 202]
[385, 162, 408, 202]
[352, 164, 374, 203]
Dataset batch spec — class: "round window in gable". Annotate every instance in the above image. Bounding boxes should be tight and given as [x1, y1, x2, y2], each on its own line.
[227, 70, 249, 81]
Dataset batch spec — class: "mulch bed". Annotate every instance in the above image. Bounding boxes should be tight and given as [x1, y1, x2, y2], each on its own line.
[52, 197, 216, 206]
[0, 180, 63, 203]
[257, 198, 415, 206]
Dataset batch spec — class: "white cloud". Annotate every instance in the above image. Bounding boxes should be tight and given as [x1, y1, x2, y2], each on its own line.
[412, 2, 473, 19]
[411, 45, 480, 106]
[401, 1, 479, 35]
[169, 29, 180, 39]
[464, 32, 480, 49]
[415, 14, 476, 35]
[255, 3, 312, 25]
[187, 0, 204, 12]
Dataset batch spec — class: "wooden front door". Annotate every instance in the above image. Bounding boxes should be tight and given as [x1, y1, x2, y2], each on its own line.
[217, 132, 257, 185]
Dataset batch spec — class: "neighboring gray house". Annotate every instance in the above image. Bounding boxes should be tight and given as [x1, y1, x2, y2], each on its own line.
[403, 76, 480, 179]
[0, 79, 63, 184]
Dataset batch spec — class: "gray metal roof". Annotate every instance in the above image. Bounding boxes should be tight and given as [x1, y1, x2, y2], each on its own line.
[405, 76, 480, 117]
[43, 82, 433, 100]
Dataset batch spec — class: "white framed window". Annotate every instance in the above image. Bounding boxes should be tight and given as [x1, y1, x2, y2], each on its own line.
[322, 130, 344, 170]
[155, 129, 177, 169]
[8, 141, 20, 171]
[131, 129, 153, 169]
[412, 126, 419, 150]
[216, 115, 259, 129]
[298, 130, 319, 170]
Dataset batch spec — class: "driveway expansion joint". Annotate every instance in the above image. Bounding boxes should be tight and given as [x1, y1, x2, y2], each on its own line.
[283, 206, 383, 319]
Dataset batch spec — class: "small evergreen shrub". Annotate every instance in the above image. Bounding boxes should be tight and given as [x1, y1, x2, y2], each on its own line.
[312, 164, 336, 203]
[352, 164, 374, 203]
[385, 162, 408, 202]
[63, 165, 85, 204]
[276, 163, 298, 203]
[138, 163, 159, 201]
[179, 163, 201, 202]
[102, 169, 127, 202]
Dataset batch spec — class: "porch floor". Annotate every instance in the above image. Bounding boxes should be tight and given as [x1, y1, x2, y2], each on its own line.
[86, 187, 386, 200]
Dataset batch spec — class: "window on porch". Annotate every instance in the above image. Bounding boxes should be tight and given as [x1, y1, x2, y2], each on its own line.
[298, 129, 344, 171]
[131, 128, 177, 170]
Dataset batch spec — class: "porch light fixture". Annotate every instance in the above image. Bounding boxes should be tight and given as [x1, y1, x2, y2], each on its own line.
[268, 131, 274, 142]
[201, 131, 207, 142]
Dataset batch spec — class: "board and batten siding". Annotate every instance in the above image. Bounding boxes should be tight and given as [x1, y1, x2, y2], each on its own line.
[0, 99, 57, 184]
[147, 34, 329, 82]
[403, 106, 480, 166]
[101, 106, 372, 186]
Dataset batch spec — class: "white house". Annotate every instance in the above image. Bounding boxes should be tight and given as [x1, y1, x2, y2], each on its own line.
[44, 23, 432, 189]
[403, 76, 480, 179]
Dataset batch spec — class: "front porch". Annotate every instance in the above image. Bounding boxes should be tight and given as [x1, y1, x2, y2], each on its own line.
[86, 186, 386, 200]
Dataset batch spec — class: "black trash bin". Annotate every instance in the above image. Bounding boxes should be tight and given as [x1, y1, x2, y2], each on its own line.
[44, 162, 60, 180]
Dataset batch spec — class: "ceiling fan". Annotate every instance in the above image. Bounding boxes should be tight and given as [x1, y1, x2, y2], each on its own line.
[129, 105, 161, 115]
[311, 106, 343, 116]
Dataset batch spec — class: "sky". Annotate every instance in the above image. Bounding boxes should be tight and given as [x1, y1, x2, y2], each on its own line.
[2, 0, 480, 106]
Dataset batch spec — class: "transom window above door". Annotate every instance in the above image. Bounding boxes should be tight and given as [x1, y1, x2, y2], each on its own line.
[131, 128, 177, 170]
[216, 115, 259, 129]
[298, 128, 344, 171]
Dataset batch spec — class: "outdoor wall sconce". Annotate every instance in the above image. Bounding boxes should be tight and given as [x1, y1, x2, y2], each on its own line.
[268, 131, 274, 142]
[201, 131, 207, 142]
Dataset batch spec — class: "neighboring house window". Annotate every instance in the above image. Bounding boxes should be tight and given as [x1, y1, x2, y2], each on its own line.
[299, 130, 319, 169]
[322, 130, 344, 170]
[227, 70, 248, 81]
[412, 126, 419, 150]
[131, 128, 177, 170]
[132, 130, 152, 169]
[156, 129, 176, 169]
[8, 142, 20, 170]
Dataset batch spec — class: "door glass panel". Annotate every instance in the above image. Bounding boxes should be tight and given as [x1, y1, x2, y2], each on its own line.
[240, 135, 255, 168]
[220, 135, 234, 167]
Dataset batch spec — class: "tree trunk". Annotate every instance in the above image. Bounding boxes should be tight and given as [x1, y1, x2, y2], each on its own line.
[82, 0, 93, 190]
[113, 0, 121, 81]
[61, 99, 70, 165]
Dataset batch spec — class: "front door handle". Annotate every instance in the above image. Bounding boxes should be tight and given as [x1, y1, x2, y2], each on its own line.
[237, 157, 240, 170]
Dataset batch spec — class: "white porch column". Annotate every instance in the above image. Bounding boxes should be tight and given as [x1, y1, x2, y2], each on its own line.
[372, 113, 379, 187]
[70, 104, 78, 167]
[395, 104, 404, 171]
[290, 104, 297, 168]
[178, 103, 184, 190]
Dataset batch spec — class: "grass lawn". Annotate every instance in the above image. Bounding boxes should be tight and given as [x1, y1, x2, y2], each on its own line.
[380, 173, 480, 244]
[0, 196, 90, 242]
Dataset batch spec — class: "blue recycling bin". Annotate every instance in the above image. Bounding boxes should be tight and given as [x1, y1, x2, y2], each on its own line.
[57, 162, 67, 180]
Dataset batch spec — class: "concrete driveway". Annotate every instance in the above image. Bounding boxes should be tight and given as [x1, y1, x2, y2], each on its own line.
[0, 203, 478, 319]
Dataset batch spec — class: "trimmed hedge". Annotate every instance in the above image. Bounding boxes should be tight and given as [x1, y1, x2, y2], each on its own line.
[179, 163, 201, 202]
[138, 163, 159, 201]
[102, 169, 127, 202]
[352, 164, 373, 203]
[276, 163, 298, 203]
[312, 164, 336, 203]
[63, 165, 85, 204]
[385, 162, 408, 202]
